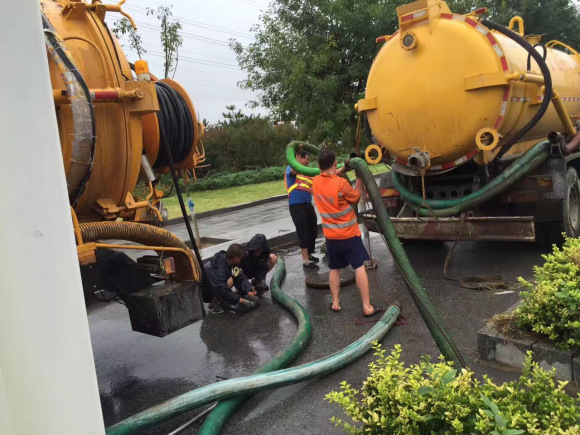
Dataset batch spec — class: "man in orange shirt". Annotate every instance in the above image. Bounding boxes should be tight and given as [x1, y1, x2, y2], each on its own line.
[312, 150, 382, 317]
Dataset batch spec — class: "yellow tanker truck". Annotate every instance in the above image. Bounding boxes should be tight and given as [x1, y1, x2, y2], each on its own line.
[359, 0, 580, 244]
[41, 0, 206, 336]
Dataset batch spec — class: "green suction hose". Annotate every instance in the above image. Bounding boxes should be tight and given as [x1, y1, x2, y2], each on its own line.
[392, 141, 551, 216]
[106, 283, 401, 434]
[285, 141, 343, 176]
[198, 259, 311, 434]
[286, 141, 465, 368]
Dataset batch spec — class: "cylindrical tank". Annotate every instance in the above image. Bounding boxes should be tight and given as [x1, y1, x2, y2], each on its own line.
[41, 0, 204, 221]
[359, 0, 580, 172]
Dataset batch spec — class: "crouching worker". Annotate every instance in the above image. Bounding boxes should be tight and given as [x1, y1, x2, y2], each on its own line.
[205, 243, 261, 314]
[241, 234, 277, 292]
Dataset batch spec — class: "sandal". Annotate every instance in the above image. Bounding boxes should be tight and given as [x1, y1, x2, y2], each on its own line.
[364, 304, 383, 318]
[330, 302, 342, 312]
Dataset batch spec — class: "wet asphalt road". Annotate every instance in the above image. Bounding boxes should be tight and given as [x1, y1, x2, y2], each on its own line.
[88, 235, 549, 434]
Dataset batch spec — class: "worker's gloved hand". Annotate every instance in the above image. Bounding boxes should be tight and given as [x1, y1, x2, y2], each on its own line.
[231, 266, 242, 278]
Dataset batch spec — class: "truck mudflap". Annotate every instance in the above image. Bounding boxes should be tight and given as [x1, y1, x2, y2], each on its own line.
[364, 216, 535, 242]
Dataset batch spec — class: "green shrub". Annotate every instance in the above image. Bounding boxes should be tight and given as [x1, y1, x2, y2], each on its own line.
[326, 344, 579, 434]
[517, 236, 580, 350]
[184, 167, 285, 192]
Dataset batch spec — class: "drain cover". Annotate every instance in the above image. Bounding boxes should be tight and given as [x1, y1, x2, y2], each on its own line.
[305, 269, 356, 289]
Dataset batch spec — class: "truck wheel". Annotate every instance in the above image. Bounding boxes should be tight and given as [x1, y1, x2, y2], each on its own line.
[563, 167, 580, 238]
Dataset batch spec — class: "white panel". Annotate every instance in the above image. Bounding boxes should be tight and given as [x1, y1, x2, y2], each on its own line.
[0, 2, 105, 434]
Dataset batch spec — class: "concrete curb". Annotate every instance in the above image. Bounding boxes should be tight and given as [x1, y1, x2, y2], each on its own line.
[196, 226, 323, 261]
[164, 194, 287, 226]
[477, 301, 580, 384]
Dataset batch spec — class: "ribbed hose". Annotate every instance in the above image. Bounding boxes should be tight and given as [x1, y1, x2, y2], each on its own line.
[479, 19, 553, 161]
[286, 142, 465, 368]
[392, 141, 550, 217]
[79, 221, 200, 281]
[393, 141, 551, 215]
[198, 258, 312, 434]
[105, 305, 401, 434]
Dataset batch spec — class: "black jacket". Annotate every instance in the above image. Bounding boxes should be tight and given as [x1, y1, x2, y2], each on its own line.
[242, 234, 270, 266]
[204, 251, 251, 294]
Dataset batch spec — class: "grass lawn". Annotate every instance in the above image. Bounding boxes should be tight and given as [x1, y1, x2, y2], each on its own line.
[161, 163, 390, 219]
[162, 180, 287, 218]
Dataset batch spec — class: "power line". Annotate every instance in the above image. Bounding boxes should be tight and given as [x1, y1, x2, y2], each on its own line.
[108, 2, 254, 39]
[108, 18, 233, 47]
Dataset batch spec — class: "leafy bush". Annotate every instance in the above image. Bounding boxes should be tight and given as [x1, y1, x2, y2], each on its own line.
[326, 344, 579, 434]
[203, 115, 305, 172]
[517, 236, 580, 350]
[184, 166, 285, 192]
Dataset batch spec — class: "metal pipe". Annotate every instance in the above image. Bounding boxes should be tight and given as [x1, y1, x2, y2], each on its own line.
[53, 88, 144, 104]
[508, 16, 524, 36]
[551, 91, 577, 138]
[166, 404, 217, 435]
[507, 72, 544, 84]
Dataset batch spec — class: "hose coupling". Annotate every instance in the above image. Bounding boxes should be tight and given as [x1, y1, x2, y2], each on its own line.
[408, 150, 431, 170]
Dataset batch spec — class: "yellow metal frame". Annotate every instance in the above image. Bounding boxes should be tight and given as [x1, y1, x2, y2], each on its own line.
[92, 243, 198, 281]
[508, 16, 524, 36]
[546, 40, 580, 64]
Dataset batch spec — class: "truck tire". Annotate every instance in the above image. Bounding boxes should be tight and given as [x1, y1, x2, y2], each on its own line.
[535, 166, 580, 246]
[563, 167, 580, 238]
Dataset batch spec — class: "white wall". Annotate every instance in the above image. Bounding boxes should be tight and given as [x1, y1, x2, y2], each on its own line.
[0, 1, 105, 433]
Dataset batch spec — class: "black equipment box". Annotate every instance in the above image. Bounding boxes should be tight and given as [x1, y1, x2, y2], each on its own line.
[123, 280, 205, 337]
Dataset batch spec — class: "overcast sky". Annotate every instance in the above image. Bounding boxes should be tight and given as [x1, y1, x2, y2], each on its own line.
[105, 0, 580, 123]
[104, 0, 268, 123]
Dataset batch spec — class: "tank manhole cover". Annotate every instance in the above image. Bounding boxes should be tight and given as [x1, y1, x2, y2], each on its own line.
[305, 269, 355, 289]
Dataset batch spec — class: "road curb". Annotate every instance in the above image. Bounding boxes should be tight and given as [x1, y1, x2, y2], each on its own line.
[477, 301, 580, 385]
[164, 194, 287, 226]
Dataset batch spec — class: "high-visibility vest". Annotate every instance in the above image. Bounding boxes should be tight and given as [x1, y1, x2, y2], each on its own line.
[312, 174, 360, 240]
[284, 169, 313, 196]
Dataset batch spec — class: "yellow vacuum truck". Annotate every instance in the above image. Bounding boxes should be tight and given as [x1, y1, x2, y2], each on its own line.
[359, 0, 580, 244]
[41, 0, 206, 336]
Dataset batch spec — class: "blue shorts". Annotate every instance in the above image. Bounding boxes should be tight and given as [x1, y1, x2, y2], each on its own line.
[326, 236, 370, 270]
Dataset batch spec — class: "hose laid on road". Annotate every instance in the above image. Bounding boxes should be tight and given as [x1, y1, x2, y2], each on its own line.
[286, 142, 465, 368]
[197, 258, 312, 434]
[391, 141, 550, 216]
[106, 277, 400, 434]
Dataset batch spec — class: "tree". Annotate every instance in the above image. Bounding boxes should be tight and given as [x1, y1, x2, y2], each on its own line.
[233, 0, 580, 146]
[111, 17, 147, 59]
[482, 0, 580, 49]
[219, 105, 252, 127]
[147, 5, 183, 79]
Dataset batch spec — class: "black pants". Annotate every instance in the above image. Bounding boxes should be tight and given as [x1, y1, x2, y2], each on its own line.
[213, 286, 240, 306]
[289, 202, 318, 254]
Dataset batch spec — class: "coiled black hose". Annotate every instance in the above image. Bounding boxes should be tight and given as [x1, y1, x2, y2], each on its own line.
[480, 19, 553, 161]
[153, 81, 194, 169]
